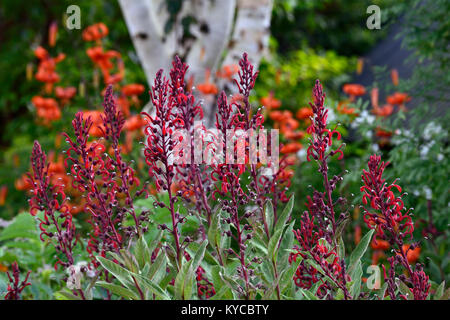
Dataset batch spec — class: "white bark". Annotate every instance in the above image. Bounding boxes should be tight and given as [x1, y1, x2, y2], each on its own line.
[119, 0, 273, 117]
[221, 0, 274, 73]
[118, 0, 171, 82]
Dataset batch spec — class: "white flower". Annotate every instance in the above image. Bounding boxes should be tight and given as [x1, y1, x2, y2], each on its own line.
[423, 121, 442, 140]
[66, 261, 87, 290]
[423, 186, 432, 200]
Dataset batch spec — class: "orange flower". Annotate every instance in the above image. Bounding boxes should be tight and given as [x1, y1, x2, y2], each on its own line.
[371, 238, 390, 250]
[122, 84, 145, 106]
[284, 130, 305, 140]
[391, 69, 399, 86]
[86, 47, 123, 85]
[337, 101, 358, 115]
[122, 84, 145, 96]
[343, 83, 366, 101]
[216, 64, 239, 80]
[34, 47, 65, 93]
[82, 110, 105, 137]
[375, 128, 392, 138]
[280, 142, 302, 154]
[230, 93, 244, 105]
[117, 95, 131, 117]
[124, 115, 146, 132]
[356, 58, 364, 75]
[354, 225, 362, 244]
[15, 174, 32, 191]
[278, 167, 294, 180]
[82, 23, 109, 43]
[371, 250, 386, 265]
[48, 21, 58, 47]
[371, 87, 379, 109]
[260, 92, 281, 110]
[280, 117, 299, 134]
[0, 185, 7, 206]
[32, 96, 61, 123]
[402, 244, 421, 264]
[372, 104, 394, 117]
[197, 70, 218, 95]
[386, 92, 411, 111]
[296, 107, 314, 120]
[55, 86, 76, 105]
[269, 110, 292, 122]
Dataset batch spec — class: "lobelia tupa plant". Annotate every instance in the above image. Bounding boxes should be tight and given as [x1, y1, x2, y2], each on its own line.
[17, 52, 439, 301]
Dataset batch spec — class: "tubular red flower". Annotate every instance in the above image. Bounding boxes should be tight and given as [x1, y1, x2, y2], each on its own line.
[361, 154, 430, 299]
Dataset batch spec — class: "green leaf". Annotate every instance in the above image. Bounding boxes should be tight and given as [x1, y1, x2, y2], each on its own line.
[147, 251, 167, 281]
[0, 213, 38, 241]
[191, 240, 208, 272]
[131, 273, 171, 300]
[439, 288, 450, 300]
[268, 228, 283, 263]
[280, 255, 302, 291]
[96, 281, 139, 300]
[274, 195, 294, 233]
[348, 229, 374, 274]
[134, 236, 150, 269]
[207, 210, 221, 249]
[174, 259, 193, 300]
[54, 290, 82, 300]
[299, 288, 319, 300]
[397, 279, 413, 300]
[277, 221, 295, 267]
[264, 200, 275, 236]
[434, 280, 445, 300]
[349, 260, 362, 299]
[377, 282, 388, 300]
[96, 256, 134, 289]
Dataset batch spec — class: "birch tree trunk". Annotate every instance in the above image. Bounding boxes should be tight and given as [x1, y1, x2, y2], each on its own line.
[119, 0, 274, 119]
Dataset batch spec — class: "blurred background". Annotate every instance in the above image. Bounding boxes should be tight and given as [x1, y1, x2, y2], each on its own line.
[0, 0, 448, 294]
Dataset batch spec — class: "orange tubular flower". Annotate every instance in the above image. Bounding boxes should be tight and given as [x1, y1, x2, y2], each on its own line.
[0, 185, 7, 206]
[391, 69, 399, 86]
[343, 83, 366, 101]
[82, 23, 109, 43]
[48, 21, 58, 47]
[296, 107, 314, 120]
[197, 69, 218, 95]
[280, 142, 303, 154]
[354, 225, 362, 244]
[260, 92, 282, 110]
